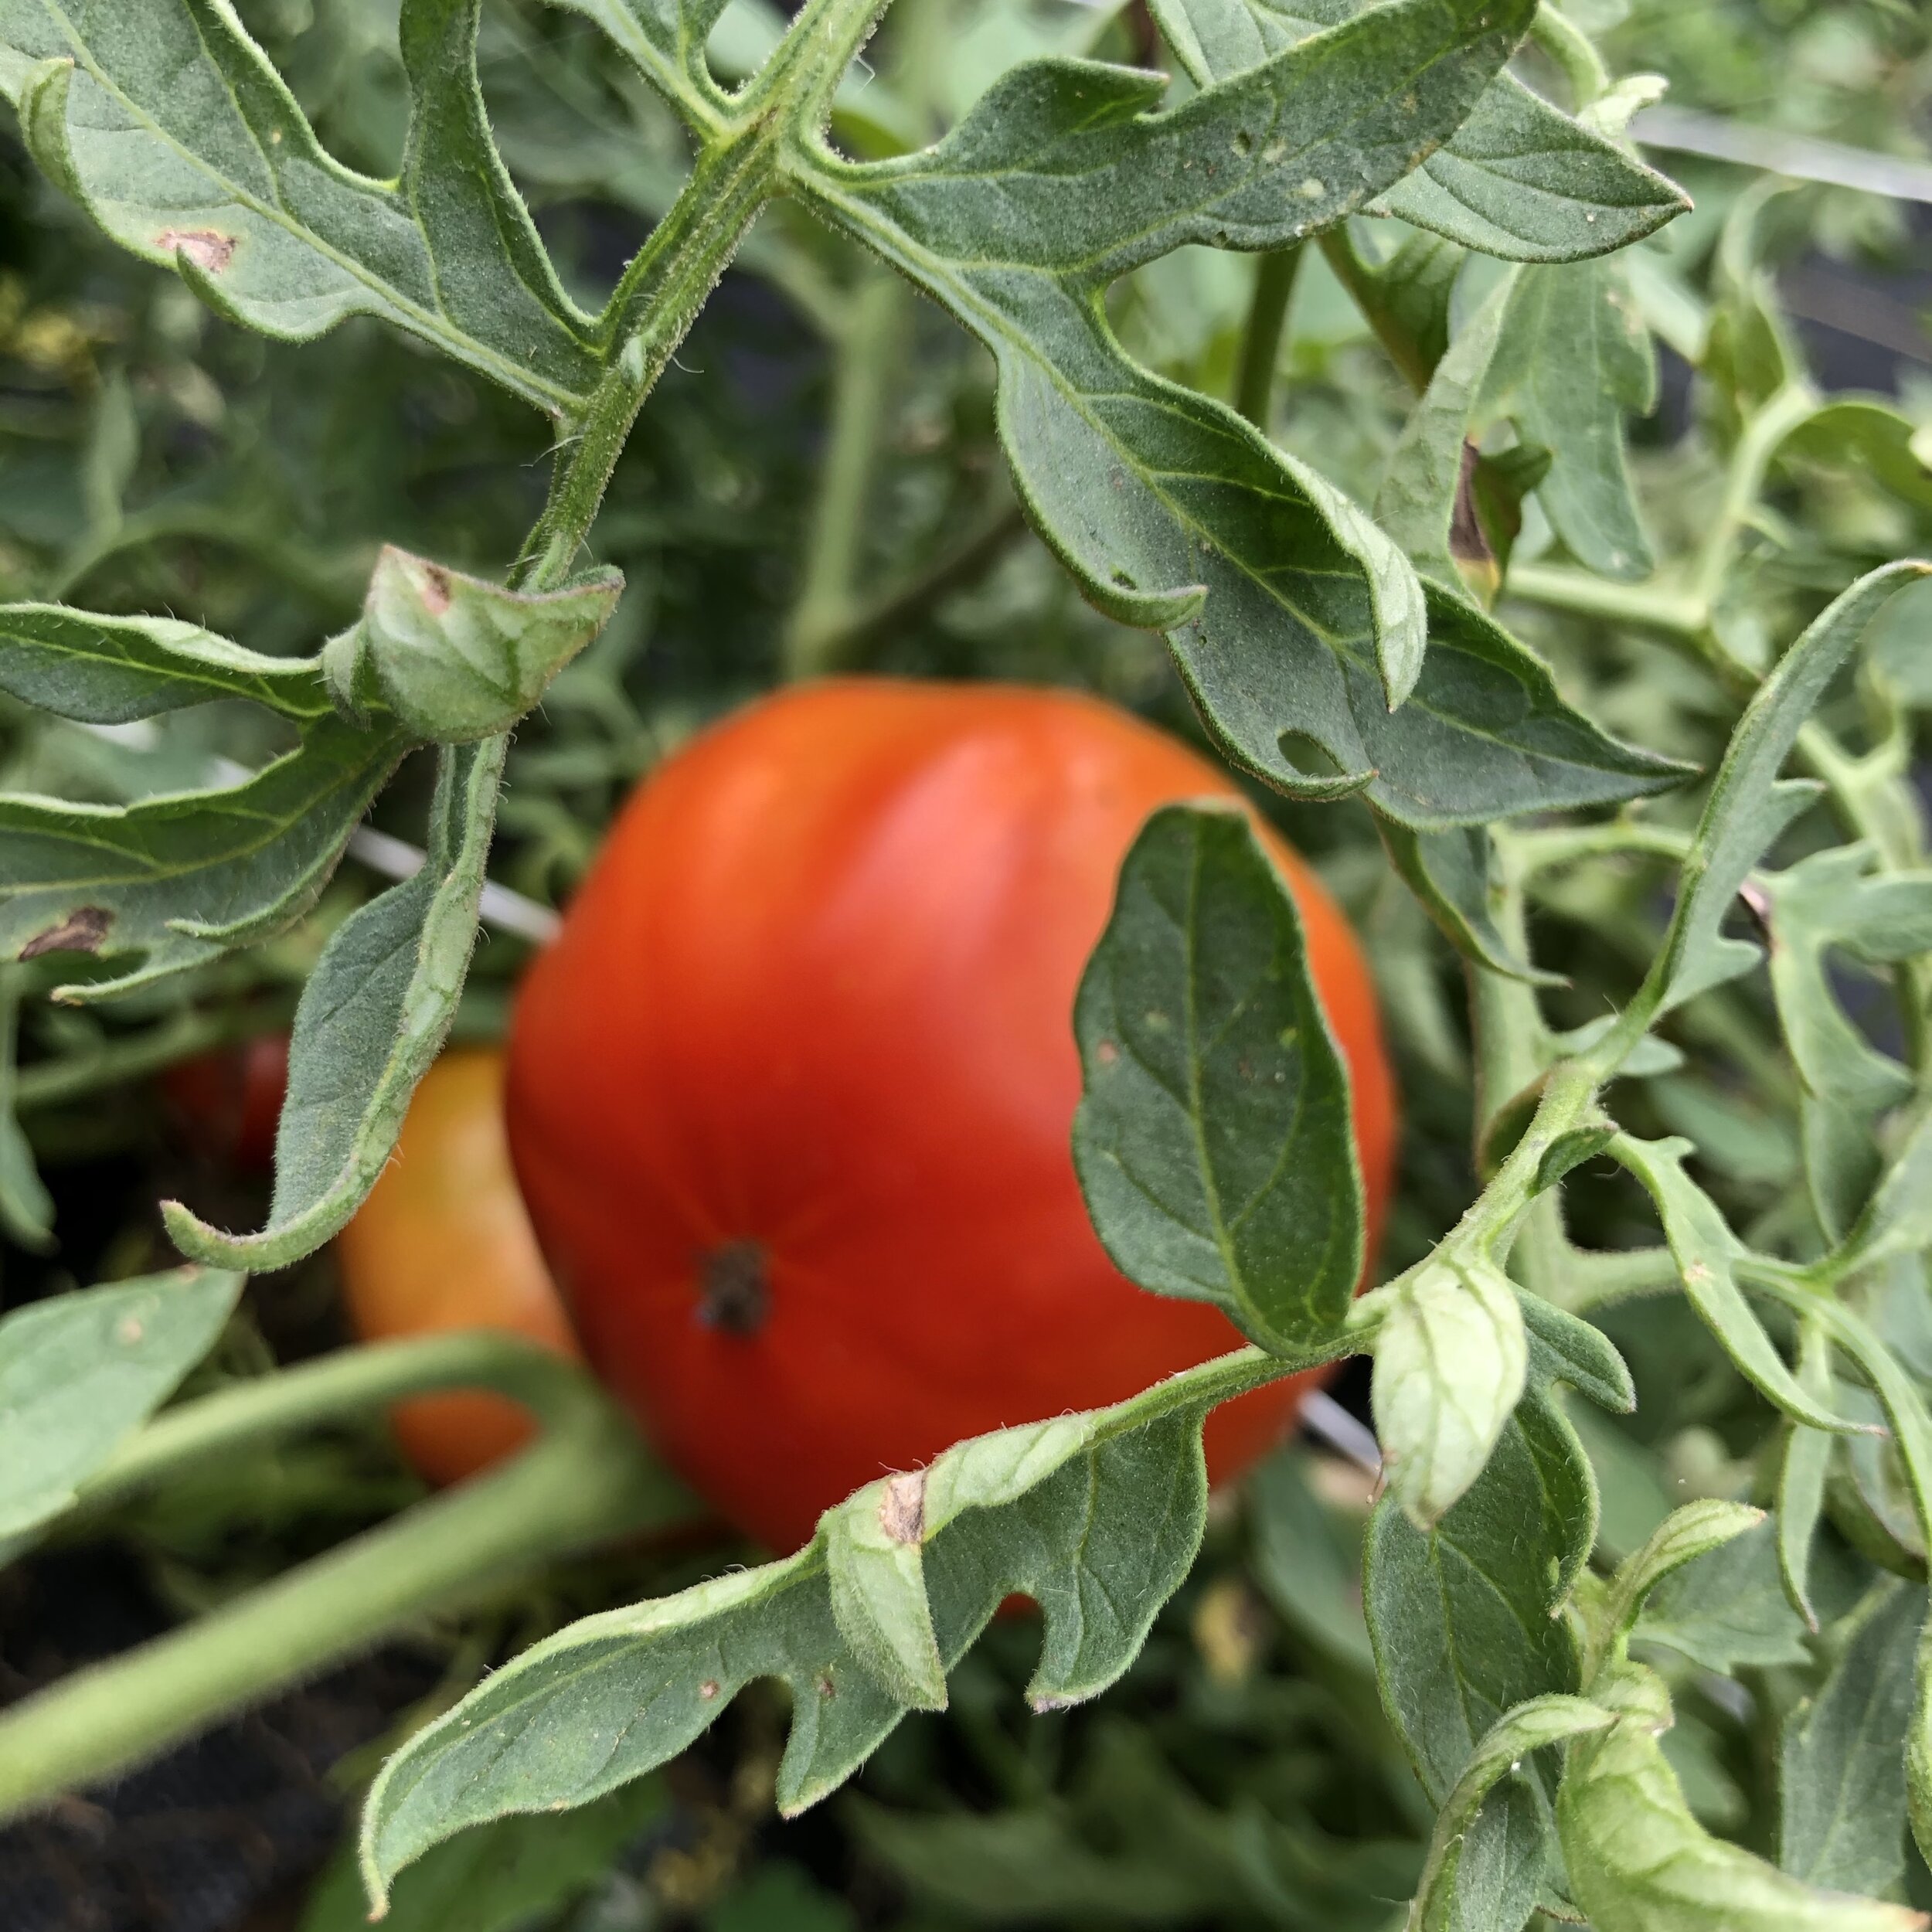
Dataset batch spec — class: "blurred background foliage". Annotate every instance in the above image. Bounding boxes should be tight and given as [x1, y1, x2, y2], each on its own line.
[2, 0, 1931, 1924]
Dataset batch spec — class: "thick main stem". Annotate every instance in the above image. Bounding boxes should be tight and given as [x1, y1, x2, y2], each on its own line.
[1233, 246, 1302, 431]
[784, 271, 910, 679]
[0, 1335, 691, 1818]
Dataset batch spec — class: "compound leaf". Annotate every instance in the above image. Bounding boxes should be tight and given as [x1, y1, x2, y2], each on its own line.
[797, 3, 1682, 827]
[359, 1341, 1349, 1906]
[1144, 0, 1685, 260]
[1073, 804, 1363, 1355]
[2, 0, 598, 413]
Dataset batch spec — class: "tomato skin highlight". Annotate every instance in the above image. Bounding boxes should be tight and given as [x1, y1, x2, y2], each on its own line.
[508, 682, 1396, 1553]
[335, 1049, 583, 1486]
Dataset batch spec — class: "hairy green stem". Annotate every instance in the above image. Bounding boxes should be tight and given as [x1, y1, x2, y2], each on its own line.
[795, 499, 1028, 673]
[1233, 246, 1303, 430]
[1689, 381, 1819, 615]
[784, 271, 910, 679]
[1504, 561, 1708, 640]
[1528, 3, 1611, 107]
[15, 1002, 297, 1114]
[0, 1335, 692, 1818]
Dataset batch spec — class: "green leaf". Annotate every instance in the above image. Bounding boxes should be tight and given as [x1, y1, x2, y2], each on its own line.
[543, 0, 731, 131]
[1375, 270, 1519, 596]
[1379, 818, 1560, 982]
[1365, 1390, 1585, 1930]
[825, 1471, 947, 1711]
[0, 969, 53, 1253]
[1613, 1134, 1869, 1434]
[1832, 1107, 1932, 1284]
[1600, 1498, 1764, 1653]
[1519, 1291, 1635, 1417]
[2, 0, 598, 413]
[1633, 1518, 1816, 1674]
[1072, 804, 1363, 1355]
[1764, 846, 1928, 1239]
[1144, 0, 1685, 260]
[1650, 563, 1932, 1018]
[1781, 1325, 1838, 1629]
[0, 1268, 240, 1539]
[1372, 1256, 1527, 1528]
[795, 5, 1685, 827]
[1782, 1579, 1926, 1903]
[0, 603, 332, 723]
[1481, 258, 1655, 580]
[1247, 1446, 1376, 1670]
[323, 548, 624, 743]
[1406, 1696, 1612, 1932]
[359, 1341, 1349, 1905]
[164, 736, 504, 1271]
[301, 1777, 666, 1932]
[1325, 222, 1463, 388]
[0, 716, 406, 999]
[1559, 1661, 1924, 1932]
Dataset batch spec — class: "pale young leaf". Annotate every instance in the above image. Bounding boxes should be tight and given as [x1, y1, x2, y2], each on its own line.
[1373, 1256, 1527, 1529]
[324, 549, 624, 744]
[1559, 1662, 1926, 1932]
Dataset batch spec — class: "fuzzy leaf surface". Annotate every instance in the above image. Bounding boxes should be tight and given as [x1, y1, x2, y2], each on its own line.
[1073, 804, 1362, 1355]
[796, 5, 1684, 827]
[1781, 1579, 1925, 1902]
[324, 549, 624, 743]
[359, 1341, 1350, 1904]
[1559, 1663, 1925, 1932]
[164, 737, 504, 1270]
[1651, 563, 1931, 1016]
[1, 0, 598, 413]
[0, 1268, 240, 1539]
[1144, 0, 1685, 260]
[0, 604, 332, 723]
[0, 718, 406, 999]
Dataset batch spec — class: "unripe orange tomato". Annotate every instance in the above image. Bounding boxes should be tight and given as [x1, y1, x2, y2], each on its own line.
[508, 682, 1395, 1553]
[336, 1049, 583, 1486]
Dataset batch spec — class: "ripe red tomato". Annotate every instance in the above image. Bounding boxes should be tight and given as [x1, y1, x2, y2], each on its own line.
[507, 682, 1396, 1554]
[335, 1049, 583, 1487]
[162, 1032, 290, 1172]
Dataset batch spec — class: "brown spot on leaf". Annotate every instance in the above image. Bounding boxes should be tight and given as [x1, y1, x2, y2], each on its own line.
[420, 563, 453, 616]
[816, 1672, 835, 1699]
[1096, 1039, 1119, 1066]
[878, 1469, 927, 1546]
[155, 229, 235, 274]
[1448, 441, 1494, 571]
[698, 1679, 720, 1701]
[698, 1240, 770, 1335]
[21, 905, 112, 960]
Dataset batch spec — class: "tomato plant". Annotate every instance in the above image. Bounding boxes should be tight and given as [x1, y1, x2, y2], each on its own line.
[2, 0, 1932, 1928]
[509, 678, 1393, 1551]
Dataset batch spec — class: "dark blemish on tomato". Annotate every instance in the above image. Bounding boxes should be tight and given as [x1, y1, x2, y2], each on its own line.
[156, 228, 235, 274]
[698, 1240, 770, 1335]
[878, 1469, 927, 1546]
[21, 905, 112, 959]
